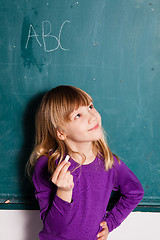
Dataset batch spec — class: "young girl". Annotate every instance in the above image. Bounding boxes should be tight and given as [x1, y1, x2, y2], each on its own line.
[28, 85, 144, 240]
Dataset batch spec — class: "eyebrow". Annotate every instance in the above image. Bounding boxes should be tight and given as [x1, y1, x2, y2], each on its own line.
[69, 102, 93, 119]
[69, 108, 81, 119]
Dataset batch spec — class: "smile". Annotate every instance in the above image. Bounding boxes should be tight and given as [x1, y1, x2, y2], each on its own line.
[89, 124, 99, 131]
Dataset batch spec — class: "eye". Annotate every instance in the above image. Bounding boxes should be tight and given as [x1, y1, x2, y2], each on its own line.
[89, 104, 94, 110]
[75, 113, 81, 119]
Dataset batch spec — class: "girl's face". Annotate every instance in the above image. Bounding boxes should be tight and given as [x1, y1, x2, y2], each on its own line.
[58, 103, 103, 148]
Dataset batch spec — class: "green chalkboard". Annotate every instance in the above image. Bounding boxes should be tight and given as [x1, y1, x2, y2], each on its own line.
[0, 0, 160, 211]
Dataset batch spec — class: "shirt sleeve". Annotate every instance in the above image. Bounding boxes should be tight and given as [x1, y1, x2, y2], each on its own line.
[32, 156, 74, 234]
[105, 157, 144, 232]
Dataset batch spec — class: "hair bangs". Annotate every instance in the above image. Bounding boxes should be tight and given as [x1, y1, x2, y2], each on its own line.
[52, 86, 92, 125]
[63, 88, 92, 121]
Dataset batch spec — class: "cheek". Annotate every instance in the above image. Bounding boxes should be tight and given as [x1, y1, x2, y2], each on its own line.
[65, 123, 82, 136]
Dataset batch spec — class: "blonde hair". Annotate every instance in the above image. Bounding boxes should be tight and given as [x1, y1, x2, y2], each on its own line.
[28, 85, 118, 176]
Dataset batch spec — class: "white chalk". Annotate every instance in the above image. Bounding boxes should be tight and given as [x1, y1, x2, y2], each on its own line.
[64, 155, 70, 162]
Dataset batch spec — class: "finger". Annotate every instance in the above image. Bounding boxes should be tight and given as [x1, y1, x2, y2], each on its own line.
[63, 170, 72, 183]
[97, 222, 109, 239]
[52, 160, 70, 182]
[97, 237, 105, 240]
[100, 221, 107, 228]
[97, 229, 106, 238]
[58, 163, 71, 181]
[56, 171, 73, 190]
[67, 173, 74, 188]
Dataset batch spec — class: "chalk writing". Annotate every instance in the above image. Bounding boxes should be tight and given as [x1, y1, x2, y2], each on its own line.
[145, 151, 154, 160]
[25, 20, 70, 52]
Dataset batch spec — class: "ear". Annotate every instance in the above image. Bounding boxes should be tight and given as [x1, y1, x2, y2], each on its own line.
[56, 128, 66, 140]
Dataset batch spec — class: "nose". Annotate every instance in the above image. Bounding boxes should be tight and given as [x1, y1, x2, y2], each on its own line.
[88, 112, 96, 124]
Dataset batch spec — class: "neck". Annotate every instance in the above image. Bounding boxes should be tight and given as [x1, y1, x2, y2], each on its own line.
[66, 141, 96, 164]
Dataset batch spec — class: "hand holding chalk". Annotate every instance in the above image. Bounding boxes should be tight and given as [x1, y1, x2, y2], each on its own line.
[51, 154, 74, 191]
[51, 154, 74, 203]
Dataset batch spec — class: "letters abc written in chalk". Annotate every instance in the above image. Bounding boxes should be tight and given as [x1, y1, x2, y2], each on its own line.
[25, 20, 70, 52]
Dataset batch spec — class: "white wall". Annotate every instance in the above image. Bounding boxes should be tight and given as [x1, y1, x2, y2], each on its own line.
[0, 210, 160, 240]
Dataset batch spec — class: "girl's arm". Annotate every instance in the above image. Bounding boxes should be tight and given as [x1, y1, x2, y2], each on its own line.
[32, 156, 74, 234]
[105, 157, 144, 232]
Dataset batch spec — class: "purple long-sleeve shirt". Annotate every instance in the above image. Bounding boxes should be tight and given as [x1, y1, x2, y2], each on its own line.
[33, 154, 144, 240]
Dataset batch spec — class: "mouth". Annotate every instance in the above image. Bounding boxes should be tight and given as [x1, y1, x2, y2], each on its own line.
[89, 123, 99, 131]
